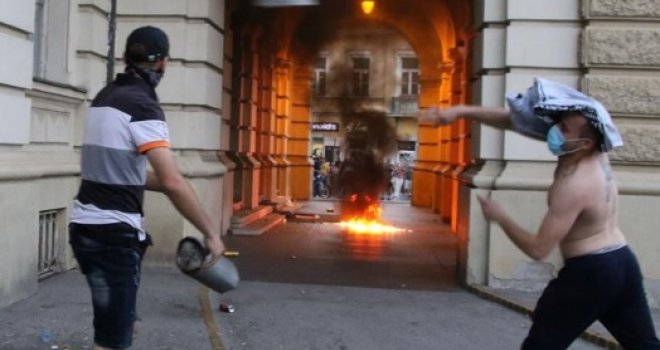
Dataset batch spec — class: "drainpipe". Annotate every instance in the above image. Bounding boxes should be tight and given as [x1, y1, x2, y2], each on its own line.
[106, 0, 117, 84]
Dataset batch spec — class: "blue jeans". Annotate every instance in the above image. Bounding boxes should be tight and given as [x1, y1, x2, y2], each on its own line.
[522, 246, 660, 350]
[69, 223, 149, 349]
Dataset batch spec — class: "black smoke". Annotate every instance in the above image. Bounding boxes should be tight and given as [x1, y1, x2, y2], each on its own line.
[329, 65, 398, 218]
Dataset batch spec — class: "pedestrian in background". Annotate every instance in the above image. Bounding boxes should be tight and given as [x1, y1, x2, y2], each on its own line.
[69, 26, 225, 350]
[391, 162, 405, 200]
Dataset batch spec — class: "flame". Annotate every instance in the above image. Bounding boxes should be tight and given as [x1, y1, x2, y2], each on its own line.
[338, 198, 406, 235]
[338, 218, 406, 234]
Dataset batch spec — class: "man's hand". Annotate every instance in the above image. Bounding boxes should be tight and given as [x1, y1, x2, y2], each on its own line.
[417, 106, 462, 127]
[477, 195, 506, 222]
[205, 235, 225, 258]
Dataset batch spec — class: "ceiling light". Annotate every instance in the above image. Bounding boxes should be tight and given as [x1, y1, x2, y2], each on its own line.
[361, 0, 375, 15]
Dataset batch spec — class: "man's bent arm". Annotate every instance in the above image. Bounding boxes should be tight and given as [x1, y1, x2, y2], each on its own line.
[146, 147, 225, 253]
[493, 213, 561, 260]
[488, 181, 583, 260]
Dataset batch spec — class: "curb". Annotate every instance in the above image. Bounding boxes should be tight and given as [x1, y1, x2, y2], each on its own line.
[465, 285, 623, 350]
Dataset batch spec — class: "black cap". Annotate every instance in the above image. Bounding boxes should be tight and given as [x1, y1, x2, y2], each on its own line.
[125, 26, 170, 63]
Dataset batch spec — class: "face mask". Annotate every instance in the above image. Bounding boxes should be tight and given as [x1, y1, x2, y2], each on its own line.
[137, 68, 164, 87]
[546, 124, 587, 156]
[126, 64, 164, 88]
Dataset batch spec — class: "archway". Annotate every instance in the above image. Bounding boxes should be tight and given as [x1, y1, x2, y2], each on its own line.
[223, 0, 474, 277]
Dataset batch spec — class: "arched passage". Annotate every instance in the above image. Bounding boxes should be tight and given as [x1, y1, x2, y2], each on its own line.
[224, 0, 473, 232]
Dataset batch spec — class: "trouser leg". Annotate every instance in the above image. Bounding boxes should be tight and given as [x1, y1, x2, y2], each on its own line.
[599, 249, 660, 350]
[521, 278, 599, 350]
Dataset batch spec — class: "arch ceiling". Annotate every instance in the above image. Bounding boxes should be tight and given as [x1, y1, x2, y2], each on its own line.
[260, 0, 470, 76]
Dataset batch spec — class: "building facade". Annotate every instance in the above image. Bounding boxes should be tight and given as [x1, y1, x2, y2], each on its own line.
[310, 23, 420, 166]
[0, 0, 229, 308]
[1, 0, 659, 311]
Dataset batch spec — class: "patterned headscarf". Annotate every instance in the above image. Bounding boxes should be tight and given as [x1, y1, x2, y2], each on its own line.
[506, 78, 623, 151]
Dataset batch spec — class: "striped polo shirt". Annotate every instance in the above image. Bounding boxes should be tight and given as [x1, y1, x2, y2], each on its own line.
[70, 73, 170, 239]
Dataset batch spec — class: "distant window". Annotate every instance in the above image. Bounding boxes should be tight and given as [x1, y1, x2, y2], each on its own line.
[399, 57, 419, 96]
[313, 56, 327, 96]
[351, 57, 370, 97]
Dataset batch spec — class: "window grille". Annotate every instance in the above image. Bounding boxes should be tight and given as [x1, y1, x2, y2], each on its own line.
[38, 209, 61, 279]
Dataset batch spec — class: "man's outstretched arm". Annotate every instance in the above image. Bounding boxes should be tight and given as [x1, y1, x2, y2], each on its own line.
[418, 105, 513, 130]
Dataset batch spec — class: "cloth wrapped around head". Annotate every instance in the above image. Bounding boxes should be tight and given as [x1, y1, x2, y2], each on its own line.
[506, 78, 623, 151]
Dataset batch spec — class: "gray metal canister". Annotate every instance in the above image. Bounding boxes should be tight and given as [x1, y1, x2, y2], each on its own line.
[176, 237, 240, 294]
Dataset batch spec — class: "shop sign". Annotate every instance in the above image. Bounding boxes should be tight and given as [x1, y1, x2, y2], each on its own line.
[312, 122, 339, 132]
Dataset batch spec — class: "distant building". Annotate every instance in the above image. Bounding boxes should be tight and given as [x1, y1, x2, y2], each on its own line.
[310, 23, 419, 165]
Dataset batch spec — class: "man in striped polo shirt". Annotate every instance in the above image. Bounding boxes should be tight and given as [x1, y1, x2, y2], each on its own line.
[69, 26, 225, 350]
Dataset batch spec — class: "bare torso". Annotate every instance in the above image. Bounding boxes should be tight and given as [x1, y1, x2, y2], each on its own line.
[549, 153, 627, 259]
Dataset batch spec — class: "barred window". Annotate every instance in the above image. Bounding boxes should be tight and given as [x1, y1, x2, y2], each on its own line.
[38, 209, 63, 279]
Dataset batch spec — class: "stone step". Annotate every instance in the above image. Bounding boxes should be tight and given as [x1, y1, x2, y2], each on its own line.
[230, 213, 285, 236]
[230, 205, 273, 228]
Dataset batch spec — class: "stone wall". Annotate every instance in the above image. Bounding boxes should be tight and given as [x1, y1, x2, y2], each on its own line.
[0, 0, 83, 309]
[580, 0, 660, 306]
[0, 0, 228, 307]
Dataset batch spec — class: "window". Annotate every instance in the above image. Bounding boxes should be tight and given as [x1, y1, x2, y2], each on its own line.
[32, 0, 70, 82]
[313, 56, 327, 96]
[351, 57, 370, 97]
[399, 56, 419, 96]
[33, 0, 47, 78]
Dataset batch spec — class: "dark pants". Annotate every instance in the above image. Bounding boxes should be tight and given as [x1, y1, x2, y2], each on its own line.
[522, 246, 660, 350]
[69, 223, 150, 349]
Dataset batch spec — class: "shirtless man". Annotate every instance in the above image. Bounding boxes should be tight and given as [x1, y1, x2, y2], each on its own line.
[419, 79, 660, 349]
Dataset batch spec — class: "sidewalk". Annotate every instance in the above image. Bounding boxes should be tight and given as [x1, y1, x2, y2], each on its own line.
[0, 267, 604, 350]
[469, 285, 660, 350]
[0, 267, 216, 350]
[0, 201, 649, 349]
[294, 200, 660, 349]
